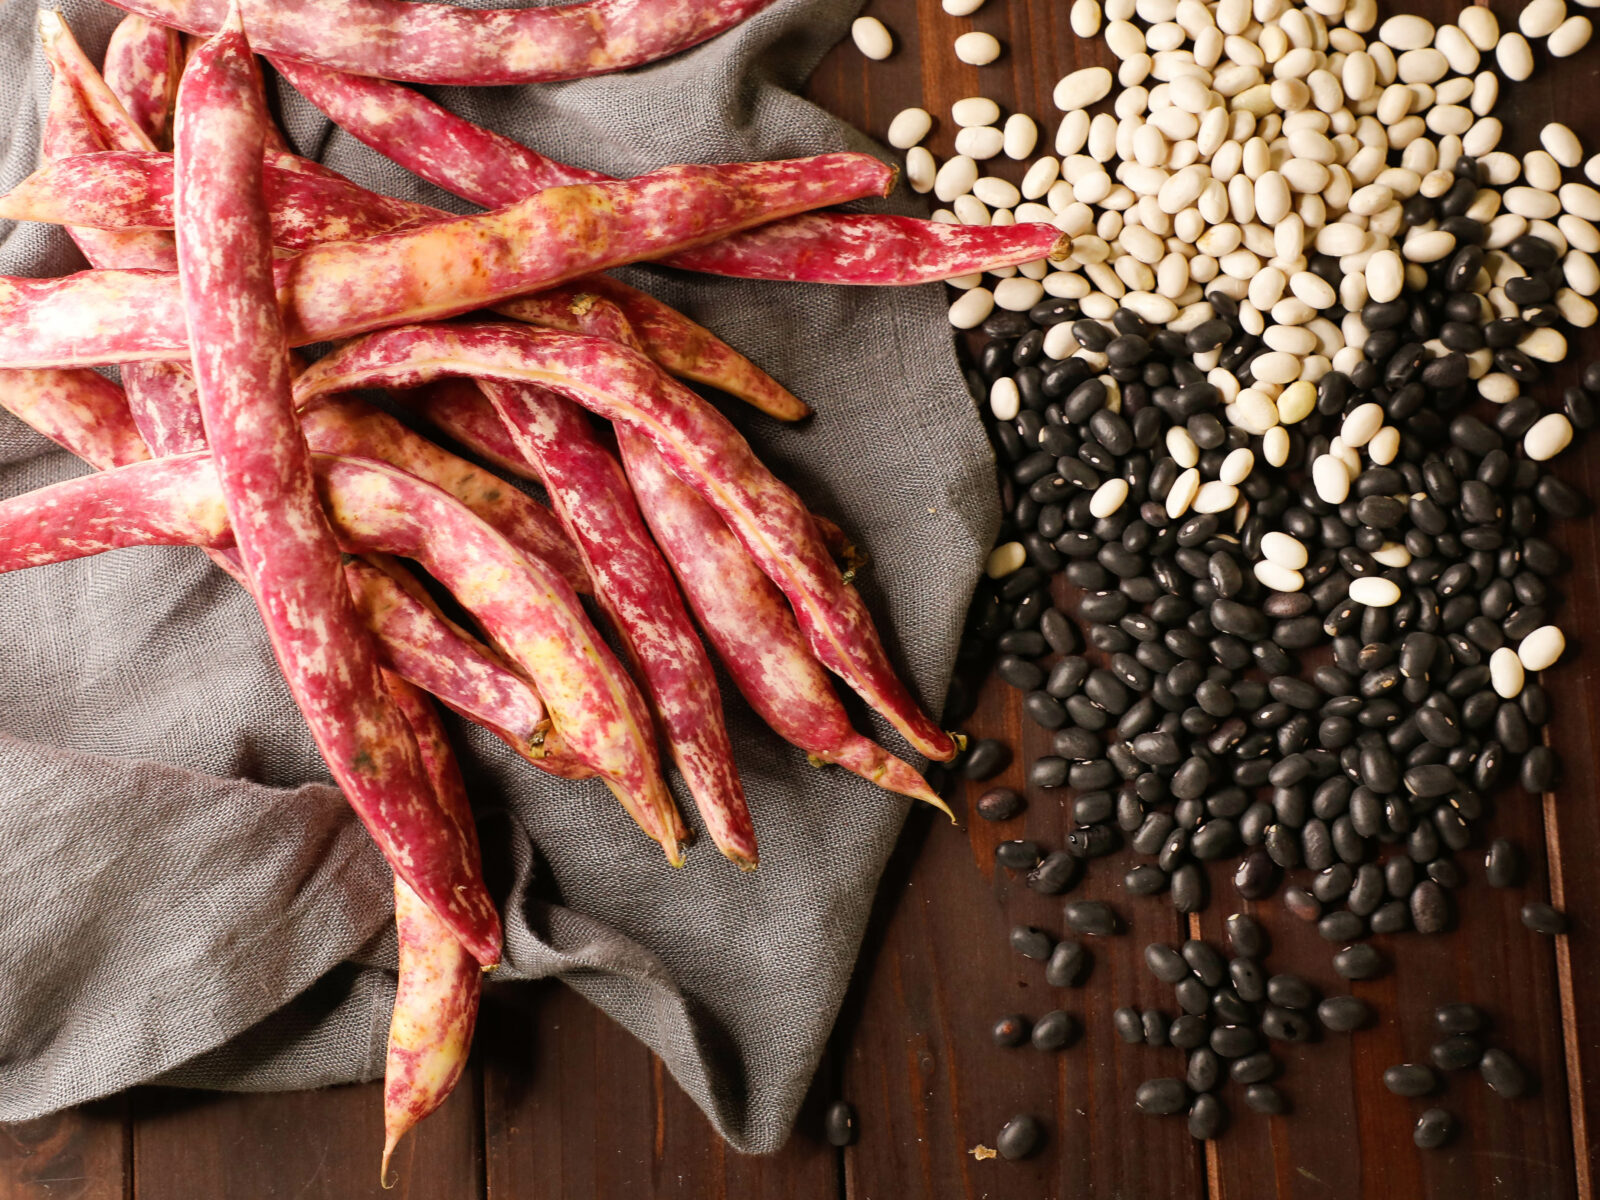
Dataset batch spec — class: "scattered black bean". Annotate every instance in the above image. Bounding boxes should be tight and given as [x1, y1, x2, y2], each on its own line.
[992, 1014, 1030, 1047]
[975, 787, 1023, 822]
[1137, 1078, 1191, 1115]
[1046, 940, 1090, 988]
[1479, 1048, 1529, 1099]
[995, 840, 1043, 871]
[1332, 943, 1387, 981]
[1383, 1064, 1438, 1097]
[1188, 1094, 1227, 1141]
[1431, 1034, 1485, 1071]
[960, 739, 1011, 780]
[1028, 851, 1081, 895]
[824, 1100, 857, 1147]
[1521, 901, 1568, 935]
[1063, 900, 1120, 936]
[1010, 925, 1054, 961]
[1434, 1003, 1487, 1036]
[1244, 1084, 1288, 1115]
[1032, 1009, 1079, 1051]
[1317, 995, 1372, 1033]
[1113, 1007, 1144, 1044]
[1414, 1108, 1456, 1150]
[997, 1114, 1043, 1160]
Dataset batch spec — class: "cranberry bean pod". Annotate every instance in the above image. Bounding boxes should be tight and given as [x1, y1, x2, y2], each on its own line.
[296, 323, 957, 762]
[102, 14, 183, 149]
[473, 378, 758, 867]
[106, 0, 782, 86]
[0, 153, 894, 368]
[176, 16, 500, 963]
[0, 450, 684, 860]
[380, 673, 482, 1185]
[0, 326, 567, 781]
[278, 61, 1069, 285]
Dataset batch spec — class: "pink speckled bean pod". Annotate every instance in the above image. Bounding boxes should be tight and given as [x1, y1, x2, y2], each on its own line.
[0, 450, 684, 861]
[429, 304, 946, 811]
[555, 295, 947, 811]
[0, 151, 437, 251]
[471, 378, 758, 868]
[0, 148, 802, 422]
[296, 322, 957, 763]
[103, 14, 183, 149]
[0, 367, 579, 781]
[279, 61, 1070, 286]
[105, 0, 781, 86]
[380, 673, 482, 1186]
[176, 14, 500, 964]
[0, 152, 894, 368]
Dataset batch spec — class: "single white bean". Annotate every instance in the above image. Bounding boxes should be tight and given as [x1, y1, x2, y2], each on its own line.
[1349, 577, 1401, 607]
[1543, 122, 1585, 168]
[1525, 412, 1574, 460]
[851, 17, 894, 59]
[974, 176, 1022, 208]
[1489, 646, 1526, 698]
[888, 108, 932, 150]
[1090, 477, 1131, 518]
[1312, 454, 1351, 503]
[985, 541, 1026, 578]
[1262, 425, 1291, 467]
[1004, 113, 1039, 159]
[988, 376, 1020, 420]
[1254, 561, 1305, 592]
[954, 31, 1002, 65]
[1520, 0, 1567, 39]
[1055, 66, 1115, 111]
[906, 146, 936, 193]
[1551, 14, 1593, 55]
[948, 286, 995, 328]
[1071, 0, 1103, 36]
[1518, 626, 1567, 672]
[943, 0, 986, 13]
[1261, 531, 1309, 569]
[934, 154, 979, 202]
[955, 125, 1005, 160]
[952, 97, 1002, 128]
[1194, 480, 1240, 513]
[1340, 401, 1385, 447]
[1166, 467, 1202, 518]
[1496, 33, 1535, 80]
[1220, 447, 1254, 485]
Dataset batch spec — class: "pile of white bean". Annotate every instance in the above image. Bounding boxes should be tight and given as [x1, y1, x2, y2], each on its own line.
[858, 0, 1598, 411]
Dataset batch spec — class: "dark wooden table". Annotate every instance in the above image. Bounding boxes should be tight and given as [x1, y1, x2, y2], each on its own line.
[6, 1, 1600, 1197]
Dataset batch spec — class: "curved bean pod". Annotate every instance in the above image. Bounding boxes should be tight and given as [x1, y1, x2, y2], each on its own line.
[380, 674, 482, 1186]
[176, 15, 500, 963]
[0, 451, 683, 860]
[103, 14, 183, 149]
[278, 61, 1070, 285]
[472, 379, 758, 867]
[106, 0, 781, 86]
[0, 343, 573, 790]
[0, 153, 894, 368]
[296, 323, 956, 762]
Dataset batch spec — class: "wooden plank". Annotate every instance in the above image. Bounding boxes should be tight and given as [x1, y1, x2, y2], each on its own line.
[0, 1103, 127, 1200]
[131, 1068, 482, 1200]
[831, 672, 1202, 1198]
[480, 981, 839, 1199]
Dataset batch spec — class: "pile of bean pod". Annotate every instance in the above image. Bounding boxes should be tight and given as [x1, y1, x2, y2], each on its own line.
[847, 0, 1600, 1161]
[0, 0, 1081, 1175]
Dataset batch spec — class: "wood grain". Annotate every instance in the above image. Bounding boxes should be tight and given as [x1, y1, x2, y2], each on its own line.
[5, 0, 1600, 1196]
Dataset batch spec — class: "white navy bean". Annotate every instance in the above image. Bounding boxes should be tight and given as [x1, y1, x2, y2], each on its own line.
[994, 276, 1045, 310]
[985, 541, 1026, 578]
[1090, 477, 1131, 518]
[1262, 531, 1308, 569]
[955, 32, 1003, 64]
[1254, 561, 1304, 592]
[1349, 577, 1401, 607]
[1004, 113, 1039, 159]
[1312, 454, 1351, 503]
[1166, 467, 1202, 518]
[1263, 425, 1291, 467]
[948, 286, 995, 328]
[1340, 402, 1384, 447]
[955, 126, 1005, 160]
[1550, 15, 1593, 55]
[1525, 413, 1574, 460]
[1518, 626, 1567, 672]
[1520, 0, 1566, 39]
[905, 147, 936, 193]
[1490, 647, 1526, 699]
[1220, 447, 1255, 485]
[851, 17, 894, 59]
[953, 97, 1001, 128]
[1194, 481, 1241, 513]
[887, 110, 932, 152]
[1072, 0, 1103, 36]
[1055, 67, 1115, 110]
[974, 176, 1022, 208]
[934, 155, 980, 202]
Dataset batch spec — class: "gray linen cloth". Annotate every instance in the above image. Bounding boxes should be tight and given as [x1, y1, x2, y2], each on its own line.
[0, 0, 998, 1153]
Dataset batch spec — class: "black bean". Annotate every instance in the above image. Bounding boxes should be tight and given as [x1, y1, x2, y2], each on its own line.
[976, 787, 1023, 822]
[1370, 900, 1411, 935]
[1318, 911, 1366, 942]
[1125, 864, 1170, 895]
[1137, 1078, 1191, 1116]
[1188, 1094, 1226, 1141]
[1410, 880, 1452, 935]
[993, 1014, 1030, 1047]
[1141, 1009, 1170, 1046]
[1435, 1003, 1486, 1035]
[995, 840, 1042, 871]
[1145, 942, 1188, 983]
[1431, 1033, 1485, 1071]
[1317, 996, 1373, 1032]
[1211, 1025, 1258, 1058]
[1032, 1009, 1079, 1051]
[1113, 1006, 1145, 1044]
[1414, 1108, 1456, 1150]
[1244, 1084, 1288, 1115]
[1010, 925, 1054, 961]
[1182, 940, 1228, 987]
[1266, 974, 1316, 1011]
[1521, 901, 1568, 935]
[824, 1100, 857, 1146]
[1384, 1063, 1438, 1097]
[1332, 943, 1386, 980]
[1225, 913, 1267, 959]
[1169, 1014, 1209, 1050]
[1186, 1047, 1221, 1093]
[1479, 1048, 1528, 1099]
[1063, 900, 1120, 936]
[997, 1114, 1043, 1160]
[1260, 1005, 1315, 1043]
[1170, 863, 1208, 913]
[1234, 850, 1280, 899]
[961, 738, 1011, 780]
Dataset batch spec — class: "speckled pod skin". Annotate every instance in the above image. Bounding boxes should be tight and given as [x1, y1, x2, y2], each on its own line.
[296, 323, 957, 763]
[175, 15, 500, 964]
[2, 149, 804, 423]
[0, 150, 439, 251]
[380, 675, 482, 1186]
[513, 297, 942, 811]
[106, 0, 781, 85]
[102, 15, 183, 150]
[0, 153, 894, 368]
[279, 60, 1069, 286]
[0, 451, 682, 861]
[0, 369, 152, 469]
[454, 378, 756, 867]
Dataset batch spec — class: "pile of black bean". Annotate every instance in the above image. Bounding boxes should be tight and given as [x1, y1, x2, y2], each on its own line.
[1124, 914, 1374, 1138]
[949, 159, 1582, 949]
[945, 154, 1584, 1154]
